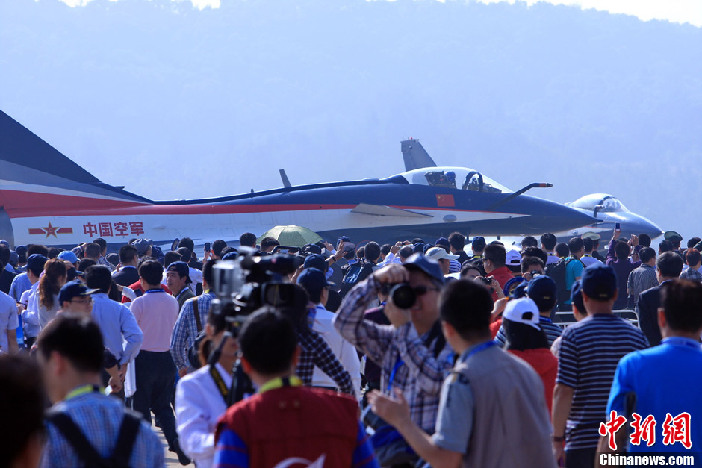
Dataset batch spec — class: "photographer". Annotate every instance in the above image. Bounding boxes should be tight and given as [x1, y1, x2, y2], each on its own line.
[334, 254, 453, 461]
[175, 306, 245, 468]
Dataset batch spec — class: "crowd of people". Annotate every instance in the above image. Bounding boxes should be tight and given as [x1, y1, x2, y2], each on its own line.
[0, 228, 701, 468]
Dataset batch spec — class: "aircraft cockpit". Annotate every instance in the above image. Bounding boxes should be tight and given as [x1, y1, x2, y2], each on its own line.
[569, 193, 630, 214]
[394, 166, 512, 193]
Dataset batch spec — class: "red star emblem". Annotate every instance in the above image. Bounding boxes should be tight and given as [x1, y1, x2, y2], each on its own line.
[42, 222, 59, 238]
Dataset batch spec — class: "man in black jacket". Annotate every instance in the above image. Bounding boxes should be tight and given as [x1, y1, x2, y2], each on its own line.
[111, 245, 140, 287]
[636, 251, 684, 347]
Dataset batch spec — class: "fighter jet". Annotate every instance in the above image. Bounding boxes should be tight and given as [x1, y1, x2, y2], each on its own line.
[553, 193, 663, 241]
[0, 111, 594, 247]
[401, 138, 663, 242]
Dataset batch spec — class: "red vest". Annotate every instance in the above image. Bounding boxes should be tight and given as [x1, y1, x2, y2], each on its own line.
[216, 386, 360, 467]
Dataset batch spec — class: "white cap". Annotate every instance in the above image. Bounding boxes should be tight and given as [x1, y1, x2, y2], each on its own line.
[506, 249, 522, 266]
[425, 246, 459, 261]
[503, 297, 540, 330]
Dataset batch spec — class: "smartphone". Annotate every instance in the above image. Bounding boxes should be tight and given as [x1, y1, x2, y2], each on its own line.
[171, 238, 180, 251]
[615, 223, 621, 231]
[204, 242, 211, 252]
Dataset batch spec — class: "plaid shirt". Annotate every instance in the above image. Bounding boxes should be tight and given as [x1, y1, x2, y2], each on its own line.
[627, 264, 659, 306]
[334, 277, 454, 432]
[296, 329, 355, 396]
[42, 390, 163, 468]
[170, 292, 215, 370]
[680, 267, 702, 282]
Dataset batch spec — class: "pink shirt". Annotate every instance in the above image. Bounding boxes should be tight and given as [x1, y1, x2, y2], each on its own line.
[130, 289, 179, 352]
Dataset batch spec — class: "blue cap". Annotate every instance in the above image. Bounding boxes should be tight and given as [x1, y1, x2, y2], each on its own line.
[304, 254, 326, 272]
[302, 244, 322, 255]
[527, 275, 557, 312]
[581, 263, 617, 301]
[504, 276, 526, 298]
[339, 236, 351, 243]
[571, 280, 584, 313]
[133, 238, 152, 256]
[27, 254, 47, 274]
[435, 237, 450, 248]
[166, 261, 191, 283]
[404, 254, 444, 284]
[58, 280, 98, 304]
[58, 250, 79, 264]
[297, 268, 332, 299]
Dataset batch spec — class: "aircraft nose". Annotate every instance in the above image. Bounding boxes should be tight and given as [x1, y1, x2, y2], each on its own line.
[512, 197, 597, 234]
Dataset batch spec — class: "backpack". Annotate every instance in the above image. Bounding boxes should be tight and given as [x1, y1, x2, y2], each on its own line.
[46, 409, 141, 468]
[546, 257, 582, 306]
[187, 299, 206, 369]
[339, 262, 373, 296]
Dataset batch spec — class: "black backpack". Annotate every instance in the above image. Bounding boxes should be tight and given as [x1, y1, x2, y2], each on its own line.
[546, 257, 582, 306]
[339, 261, 373, 296]
[46, 410, 141, 468]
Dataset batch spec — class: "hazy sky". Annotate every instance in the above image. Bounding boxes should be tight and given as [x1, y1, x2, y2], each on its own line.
[3, 0, 700, 242]
[57, 0, 702, 27]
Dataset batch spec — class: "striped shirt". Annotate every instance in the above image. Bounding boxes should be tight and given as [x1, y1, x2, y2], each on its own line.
[557, 314, 648, 450]
[170, 292, 215, 370]
[494, 315, 562, 348]
[627, 264, 659, 306]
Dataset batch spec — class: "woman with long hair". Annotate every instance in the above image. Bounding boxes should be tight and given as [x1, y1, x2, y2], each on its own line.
[38, 258, 67, 329]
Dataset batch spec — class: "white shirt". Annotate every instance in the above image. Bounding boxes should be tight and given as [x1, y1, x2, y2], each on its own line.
[377, 252, 402, 267]
[175, 363, 232, 468]
[310, 304, 362, 397]
[0, 291, 19, 353]
[580, 255, 603, 267]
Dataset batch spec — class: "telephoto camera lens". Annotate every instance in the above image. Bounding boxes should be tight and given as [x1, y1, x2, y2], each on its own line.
[390, 283, 416, 309]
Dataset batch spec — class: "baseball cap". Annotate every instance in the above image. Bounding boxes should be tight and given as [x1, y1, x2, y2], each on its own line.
[581, 232, 601, 241]
[527, 275, 557, 311]
[664, 231, 683, 242]
[27, 254, 47, 274]
[58, 280, 98, 304]
[297, 268, 333, 299]
[167, 261, 192, 283]
[425, 246, 458, 262]
[470, 236, 486, 249]
[581, 263, 617, 301]
[302, 243, 322, 255]
[503, 297, 541, 330]
[303, 254, 326, 271]
[133, 238, 152, 256]
[435, 237, 450, 248]
[506, 250, 522, 266]
[404, 254, 444, 284]
[58, 250, 79, 264]
[571, 280, 585, 313]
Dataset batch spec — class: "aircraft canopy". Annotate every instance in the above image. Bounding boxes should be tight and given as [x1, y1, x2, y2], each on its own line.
[392, 166, 512, 193]
[569, 193, 630, 213]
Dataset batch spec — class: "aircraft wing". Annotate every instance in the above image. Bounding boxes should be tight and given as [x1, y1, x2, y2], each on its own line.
[351, 203, 431, 218]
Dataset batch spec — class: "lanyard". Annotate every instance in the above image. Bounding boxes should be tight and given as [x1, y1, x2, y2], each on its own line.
[663, 337, 701, 350]
[66, 384, 100, 401]
[209, 365, 233, 406]
[463, 341, 498, 361]
[387, 358, 404, 392]
[259, 376, 303, 394]
[144, 288, 165, 294]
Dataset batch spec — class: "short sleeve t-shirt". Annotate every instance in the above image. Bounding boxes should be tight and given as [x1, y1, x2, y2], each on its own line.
[607, 338, 702, 453]
[557, 314, 648, 450]
[0, 291, 19, 352]
[432, 365, 474, 454]
[564, 258, 584, 305]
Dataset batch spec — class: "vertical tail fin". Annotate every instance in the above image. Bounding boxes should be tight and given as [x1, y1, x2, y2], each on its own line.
[401, 139, 438, 171]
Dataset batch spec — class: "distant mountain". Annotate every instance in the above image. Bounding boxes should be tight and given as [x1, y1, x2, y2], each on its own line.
[1, 0, 700, 239]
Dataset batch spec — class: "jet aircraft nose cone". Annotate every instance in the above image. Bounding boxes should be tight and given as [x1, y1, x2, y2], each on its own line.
[519, 199, 597, 234]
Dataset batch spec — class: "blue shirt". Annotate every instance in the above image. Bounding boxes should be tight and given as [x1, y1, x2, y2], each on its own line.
[607, 337, 702, 453]
[9, 272, 31, 302]
[90, 293, 143, 366]
[564, 258, 584, 305]
[42, 388, 164, 468]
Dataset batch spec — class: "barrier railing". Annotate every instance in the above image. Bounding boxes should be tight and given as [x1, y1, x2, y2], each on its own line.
[553, 309, 638, 329]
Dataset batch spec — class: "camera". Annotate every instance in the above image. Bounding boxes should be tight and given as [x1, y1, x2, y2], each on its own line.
[210, 248, 305, 333]
[380, 283, 417, 309]
[477, 276, 493, 286]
